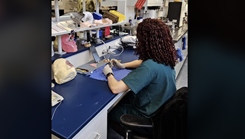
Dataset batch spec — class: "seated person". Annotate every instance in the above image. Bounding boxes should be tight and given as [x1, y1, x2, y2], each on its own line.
[103, 18, 177, 135]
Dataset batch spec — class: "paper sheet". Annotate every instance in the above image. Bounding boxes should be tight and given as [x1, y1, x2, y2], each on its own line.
[87, 65, 132, 81]
[76, 61, 106, 75]
[90, 63, 97, 68]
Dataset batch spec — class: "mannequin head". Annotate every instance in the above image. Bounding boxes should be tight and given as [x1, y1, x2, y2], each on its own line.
[52, 58, 77, 84]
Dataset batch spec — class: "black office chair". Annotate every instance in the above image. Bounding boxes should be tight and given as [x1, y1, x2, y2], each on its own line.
[120, 87, 188, 139]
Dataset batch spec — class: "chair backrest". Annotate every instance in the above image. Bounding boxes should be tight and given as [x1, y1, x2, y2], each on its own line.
[151, 87, 188, 139]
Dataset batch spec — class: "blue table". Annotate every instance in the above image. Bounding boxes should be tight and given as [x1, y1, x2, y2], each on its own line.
[52, 49, 138, 139]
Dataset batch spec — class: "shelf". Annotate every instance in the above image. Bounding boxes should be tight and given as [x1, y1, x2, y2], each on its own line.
[51, 33, 129, 63]
[103, 0, 126, 2]
[52, 20, 126, 36]
[52, 0, 127, 56]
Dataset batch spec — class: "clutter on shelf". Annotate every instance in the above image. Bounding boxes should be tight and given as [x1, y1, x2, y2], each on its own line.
[84, 42, 91, 47]
[109, 10, 125, 22]
[103, 11, 119, 23]
[52, 10, 122, 36]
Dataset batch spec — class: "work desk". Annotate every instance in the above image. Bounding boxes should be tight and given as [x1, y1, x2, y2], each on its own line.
[52, 32, 188, 138]
[52, 49, 138, 139]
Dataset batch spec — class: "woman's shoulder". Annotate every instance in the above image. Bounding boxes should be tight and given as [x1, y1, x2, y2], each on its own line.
[142, 59, 164, 67]
[142, 59, 173, 71]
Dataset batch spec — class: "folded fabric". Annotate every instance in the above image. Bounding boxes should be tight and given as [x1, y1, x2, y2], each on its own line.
[176, 48, 184, 62]
[94, 20, 103, 26]
[87, 64, 132, 81]
[102, 18, 113, 25]
[182, 36, 186, 50]
[79, 21, 96, 29]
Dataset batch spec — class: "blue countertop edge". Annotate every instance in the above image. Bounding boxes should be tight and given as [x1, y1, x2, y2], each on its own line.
[68, 94, 116, 139]
[51, 49, 138, 139]
[52, 34, 129, 63]
[51, 92, 117, 139]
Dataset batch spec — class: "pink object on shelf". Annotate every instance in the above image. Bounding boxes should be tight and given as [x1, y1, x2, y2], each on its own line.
[61, 34, 77, 53]
[102, 18, 112, 25]
[94, 20, 103, 26]
[90, 63, 97, 68]
[80, 21, 96, 28]
[105, 26, 110, 36]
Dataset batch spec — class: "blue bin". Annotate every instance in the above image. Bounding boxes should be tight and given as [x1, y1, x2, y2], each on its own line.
[93, 12, 102, 20]
[91, 30, 103, 38]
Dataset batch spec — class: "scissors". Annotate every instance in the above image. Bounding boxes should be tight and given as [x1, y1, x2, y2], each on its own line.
[76, 68, 89, 73]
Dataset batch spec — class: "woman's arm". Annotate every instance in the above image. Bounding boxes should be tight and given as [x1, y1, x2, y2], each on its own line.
[111, 59, 143, 69]
[106, 60, 143, 93]
[107, 74, 129, 94]
[103, 64, 130, 94]
[124, 60, 143, 68]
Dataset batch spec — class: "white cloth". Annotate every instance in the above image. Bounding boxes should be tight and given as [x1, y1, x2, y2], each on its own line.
[82, 12, 94, 24]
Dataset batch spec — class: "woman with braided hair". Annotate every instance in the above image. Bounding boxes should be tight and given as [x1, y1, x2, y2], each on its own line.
[103, 18, 177, 136]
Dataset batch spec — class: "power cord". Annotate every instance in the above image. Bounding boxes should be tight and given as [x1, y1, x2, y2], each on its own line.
[91, 37, 124, 62]
[51, 101, 62, 120]
[111, 42, 124, 56]
[100, 39, 124, 60]
[100, 39, 111, 61]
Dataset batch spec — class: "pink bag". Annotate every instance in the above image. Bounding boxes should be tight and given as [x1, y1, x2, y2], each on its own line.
[61, 34, 77, 52]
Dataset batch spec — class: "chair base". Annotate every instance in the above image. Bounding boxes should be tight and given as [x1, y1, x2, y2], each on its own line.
[125, 129, 153, 139]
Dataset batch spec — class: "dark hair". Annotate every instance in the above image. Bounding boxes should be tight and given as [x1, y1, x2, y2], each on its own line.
[135, 18, 177, 69]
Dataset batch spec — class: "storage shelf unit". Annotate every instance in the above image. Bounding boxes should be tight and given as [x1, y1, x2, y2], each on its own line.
[52, 0, 126, 55]
[52, 21, 126, 37]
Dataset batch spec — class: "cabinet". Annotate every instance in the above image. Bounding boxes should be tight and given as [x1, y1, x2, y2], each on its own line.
[72, 107, 107, 139]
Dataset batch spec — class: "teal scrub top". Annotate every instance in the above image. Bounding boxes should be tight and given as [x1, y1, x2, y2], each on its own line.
[122, 59, 176, 117]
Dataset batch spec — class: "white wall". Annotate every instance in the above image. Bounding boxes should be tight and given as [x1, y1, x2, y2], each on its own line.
[126, 6, 135, 21]
[59, 0, 98, 13]
[101, 1, 135, 23]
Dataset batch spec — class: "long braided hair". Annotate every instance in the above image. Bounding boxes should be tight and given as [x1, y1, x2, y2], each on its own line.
[135, 18, 177, 69]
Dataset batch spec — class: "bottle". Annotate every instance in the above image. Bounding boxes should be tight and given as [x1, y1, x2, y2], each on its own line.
[137, 17, 143, 25]
[172, 20, 175, 33]
[129, 17, 132, 26]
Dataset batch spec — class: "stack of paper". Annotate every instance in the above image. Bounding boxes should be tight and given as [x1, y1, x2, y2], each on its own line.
[52, 22, 68, 34]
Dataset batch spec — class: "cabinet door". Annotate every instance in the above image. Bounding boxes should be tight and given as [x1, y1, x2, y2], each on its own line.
[72, 108, 107, 139]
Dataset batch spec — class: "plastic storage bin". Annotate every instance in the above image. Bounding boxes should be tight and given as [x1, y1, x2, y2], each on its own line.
[93, 12, 102, 20]
[99, 30, 102, 38]
[92, 30, 103, 38]
[109, 10, 125, 22]
[103, 12, 119, 23]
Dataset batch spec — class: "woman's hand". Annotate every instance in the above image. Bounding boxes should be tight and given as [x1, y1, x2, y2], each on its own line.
[103, 64, 113, 76]
[110, 59, 125, 69]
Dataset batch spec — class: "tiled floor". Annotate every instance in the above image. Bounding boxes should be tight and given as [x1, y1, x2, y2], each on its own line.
[176, 57, 188, 89]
